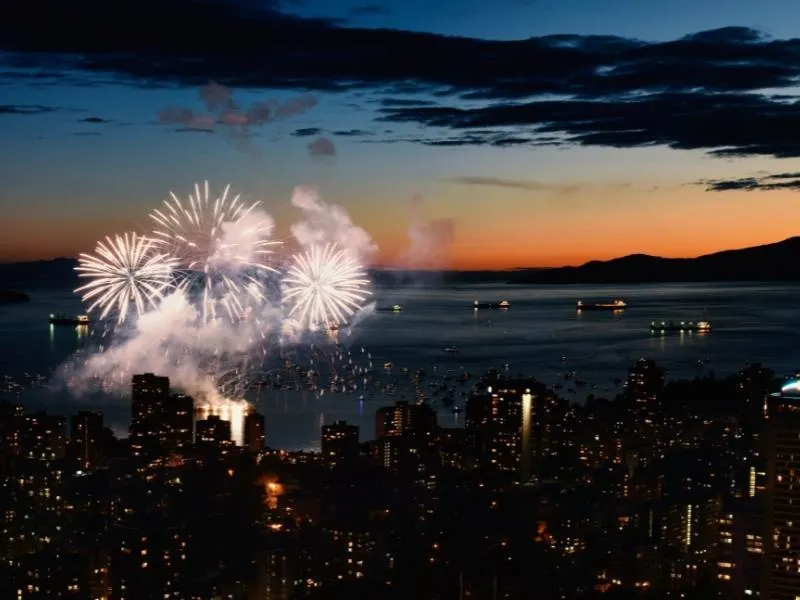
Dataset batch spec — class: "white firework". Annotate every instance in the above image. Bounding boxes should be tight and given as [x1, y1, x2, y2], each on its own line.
[75, 233, 178, 324]
[149, 180, 280, 322]
[282, 242, 371, 329]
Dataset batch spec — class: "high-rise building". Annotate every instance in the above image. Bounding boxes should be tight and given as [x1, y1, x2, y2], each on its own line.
[162, 393, 193, 455]
[7, 549, 91, 598]
[465, 376, 537, 481]
[321, 420, 359, 468]
[70, 410, 104, 470]
[716, 497, 764, 599]
[130, 373, 170, 458]
[20, 412, 66, 460]
[196, 415, 232, 448]
[624, 359, 665, 442]
[130, 375, 196, 458]
[763, 381, 800, 600]
[108, 522, 190, 599]
[375, 400, 437, 439]
[0, 399, 23, 463]
[244, 411, 266, 453]
[195, 401, 249, 447]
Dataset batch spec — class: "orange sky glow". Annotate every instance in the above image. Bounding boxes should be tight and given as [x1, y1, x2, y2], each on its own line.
[1, 184, 796, 269]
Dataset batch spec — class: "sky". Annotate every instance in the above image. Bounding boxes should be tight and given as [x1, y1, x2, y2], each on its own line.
[2, 0, 800, 269]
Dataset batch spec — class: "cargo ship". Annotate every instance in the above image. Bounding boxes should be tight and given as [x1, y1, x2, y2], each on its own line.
[576, 298, 627, 311]
[49, 314, 91, 326]
[376, 304, 403, 313]
[473, 300, 510, 310]
[650, 320, 711, 333]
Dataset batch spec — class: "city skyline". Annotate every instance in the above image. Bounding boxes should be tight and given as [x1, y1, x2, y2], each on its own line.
[3, 0, 800, 269]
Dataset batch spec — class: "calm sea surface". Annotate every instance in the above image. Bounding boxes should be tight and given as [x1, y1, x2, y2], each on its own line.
[2, 281, 800, 450]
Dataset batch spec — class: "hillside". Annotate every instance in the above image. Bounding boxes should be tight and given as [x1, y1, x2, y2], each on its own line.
[509, 237, 800, 284]
[0, 290, 30, 303]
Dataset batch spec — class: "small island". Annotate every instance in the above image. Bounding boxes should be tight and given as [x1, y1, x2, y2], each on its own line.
[0, 290, 31, 304]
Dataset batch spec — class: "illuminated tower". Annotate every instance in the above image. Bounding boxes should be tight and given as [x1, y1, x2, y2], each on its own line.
[763, 380, 800, 600]
[623, 358, 665, 442]
[375, 400, 437, 439]
[465, 375, 538, 482]
[321, 420, 359, 468]
[244, 411, 266, 453]
[196, 415, 232, 448]
[130, 373, 170, 458]
[162, 393, 194, 455]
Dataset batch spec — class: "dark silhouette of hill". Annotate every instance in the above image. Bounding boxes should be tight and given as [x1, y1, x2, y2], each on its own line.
[0, 258, 78, 290]
[509, 237, 800, 284]
[0, 290, 30, 303]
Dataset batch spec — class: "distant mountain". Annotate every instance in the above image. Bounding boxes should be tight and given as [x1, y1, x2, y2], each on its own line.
[509, 237, 800, 284]
[0, 290, 30, 303]
[370, 269, 515, 285]
[0, 258, 78, 290]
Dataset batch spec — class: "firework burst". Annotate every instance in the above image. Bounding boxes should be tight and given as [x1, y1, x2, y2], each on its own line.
[282, 242, 371, 330]
[75, 233, 178, 324]
[149, 180, 280, 322]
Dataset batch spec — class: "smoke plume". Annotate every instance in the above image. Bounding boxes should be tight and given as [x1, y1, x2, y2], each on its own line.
[400, 193, 456, 268]
[217, 208, 276, 268]
[60, 184, 375, 406]
[158, 81, 318, 156]
[70, 292, 259, 405]
[289, 186, 377, 262]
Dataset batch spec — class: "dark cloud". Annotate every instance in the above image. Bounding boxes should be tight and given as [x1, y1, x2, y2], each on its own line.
[348, 4, 391, 17]
[381, 93, 800, 158]
[0, 104, 63, 115]
[444, 176, 582, 194]
[379, 98, 439, 108]
[702, 172, 800, 192]
[332, 129, 372, 136]
[308, 136, 336, 157]
[174, 127, 216, 134]
[5, 2, 800, 157]
[80, 116, 109, 123]
[293, 127, 323, 137]
[72, 131, 101, 136]
[359, 133, 555, 147]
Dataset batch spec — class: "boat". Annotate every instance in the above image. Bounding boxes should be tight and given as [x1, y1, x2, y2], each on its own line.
[472, 300, 509, 310]
[444, 346, 459, 354]
[650, 320, 711, 333]
[376, 304, 403, 313]
[576, 298, 627, 311]
[49, 314, 91, 326]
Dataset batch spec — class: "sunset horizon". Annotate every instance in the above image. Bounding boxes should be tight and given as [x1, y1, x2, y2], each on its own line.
[4, 0, 800, 270]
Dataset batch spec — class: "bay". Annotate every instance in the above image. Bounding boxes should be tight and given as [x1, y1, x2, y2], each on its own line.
[1, 281, 799, 450]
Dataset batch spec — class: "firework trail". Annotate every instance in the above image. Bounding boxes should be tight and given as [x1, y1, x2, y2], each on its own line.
[149, 180, 280, 322]
[75, 233, 178, 324]
[282, 242, 371, 330]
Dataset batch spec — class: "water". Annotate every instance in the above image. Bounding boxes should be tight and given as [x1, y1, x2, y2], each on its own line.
[2, 282, 800, 450]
